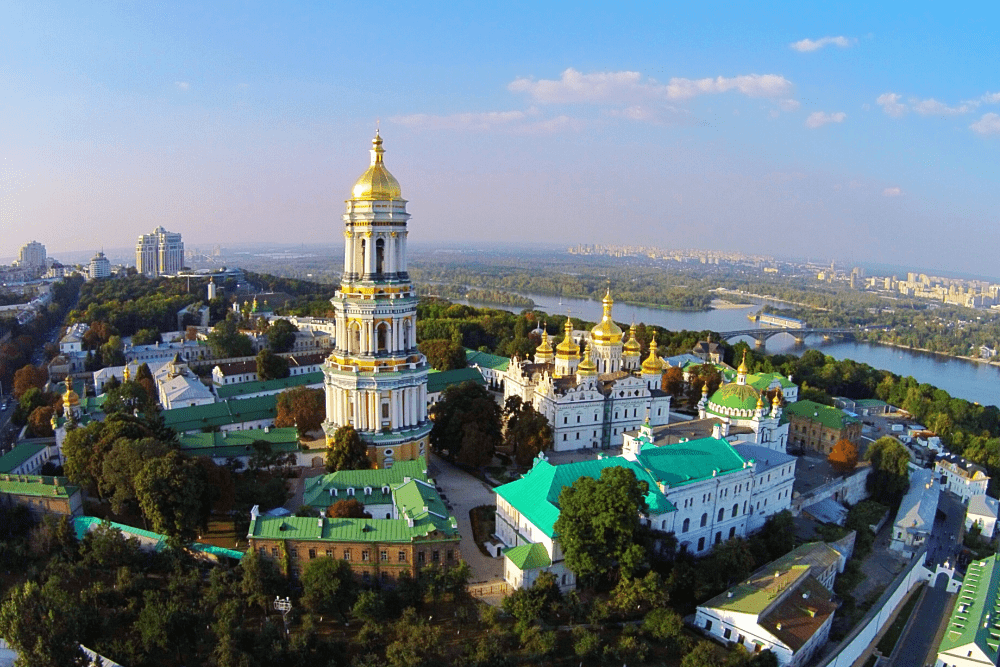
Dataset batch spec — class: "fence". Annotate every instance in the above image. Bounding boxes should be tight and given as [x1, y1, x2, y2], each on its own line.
[467, 582, 509, 598]
[814, 548, 930, 667]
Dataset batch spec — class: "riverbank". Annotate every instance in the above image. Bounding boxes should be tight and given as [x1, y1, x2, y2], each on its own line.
[857, 336, 1000, 371]
[710, 298, 753, 309]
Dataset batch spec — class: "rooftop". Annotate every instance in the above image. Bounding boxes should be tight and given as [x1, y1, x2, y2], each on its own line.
[162, 394, 278, 432]
[0, 442, 48, 473]
[427, 367, 487, 394]
[215, 371, 323, 399]
[302, 456, 430, 509]
[464, 348, 510, 371]
[784, 400, 860, 431]
[0, 474, 79, 498]
[893, 467, 940, 534]
[939, 553, 1000, 661]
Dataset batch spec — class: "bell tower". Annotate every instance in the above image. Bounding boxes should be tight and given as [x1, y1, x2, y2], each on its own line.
[322, 132, 430, 468]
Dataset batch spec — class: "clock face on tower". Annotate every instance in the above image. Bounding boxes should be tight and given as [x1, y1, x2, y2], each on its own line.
[322, 133, 430, 469]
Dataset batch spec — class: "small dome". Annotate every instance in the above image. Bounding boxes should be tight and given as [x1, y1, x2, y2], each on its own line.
[641, 336, 664, 374]
[351, 132, 402, 200]
[577, 343, 598, 376]
[536, 328, 553, 354]
[65, 389, 80, 407]
[772, 392, 782, 407]
[708, 382, 762, 413]
[737, 350, 749, 375]
[623, 324, 642, 354]
[556, 318, 579, 357]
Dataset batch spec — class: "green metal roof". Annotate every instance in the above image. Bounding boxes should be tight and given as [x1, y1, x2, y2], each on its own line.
[747, 372, 796, 390]
[302, 457, 430, 509]
[427, 367, 486, 393]
[783, 400, 860, 430]
[940, 553, 1000, 660]
[708, 381, 763, 412]
[464, 349, 510, 371]
[495, 455, 678, 539]
[634, 437, 750, 488]
[177, 427, 301, 458]
[0, 474, 78, 498]
[505, 542, 551, 570]
[162, 395, 278, 432]
[855, 399, 887, 407]
[702, 542, 843, 614]
[215, 371, 323, 399]
[0, 443, 48, 473]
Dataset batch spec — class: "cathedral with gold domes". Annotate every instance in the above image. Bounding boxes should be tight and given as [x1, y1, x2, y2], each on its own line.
[322, 133, 430, 468]
[502, 291, 672, 450]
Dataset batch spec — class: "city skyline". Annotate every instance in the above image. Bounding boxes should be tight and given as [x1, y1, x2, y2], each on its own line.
[2, 3, 998, 274]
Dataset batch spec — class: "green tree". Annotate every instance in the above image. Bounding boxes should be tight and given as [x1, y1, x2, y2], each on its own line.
[503, 396, 553, 466]
[239, 548, 279, 613]
[265, 318, 298, 353]
[256, 348, 290, 381]
[207, 313, 255, 358]
[418, 339, 467, 371]
[102, 437, 173, 515]
[553, 465, 649, 587]
[866, 436, 912, 503]
[301, 557, 357, 620]
[682, 641, 727, 667]
[502, 571, 561, 634]
[103, 380, 154, 415]
[100, 334, 126, 367]
[326, 425, 372, 472]
[134, 450, 208, 541]
[274, 386, 325, 437]
[429, 381, 502, 467]
[0, 580, 88, 667]
[642, 607, 687, 651]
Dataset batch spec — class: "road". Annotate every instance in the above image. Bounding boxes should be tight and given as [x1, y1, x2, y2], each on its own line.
[925, 491, 966, 570]
[888, 576, 952, 667]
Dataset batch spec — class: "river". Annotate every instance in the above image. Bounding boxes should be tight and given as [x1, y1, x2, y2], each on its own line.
[455, 291, 1000, 408]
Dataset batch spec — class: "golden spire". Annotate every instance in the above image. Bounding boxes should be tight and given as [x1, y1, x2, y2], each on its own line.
[556, 317, 579, 356]
[737, 350, 749, 375]
[351, 131, 402, 200]
[772, 391, 782, 407]
[591, 288, 623, 344]
[537, 325, 552, 353]
[123, 365, 130, 382]
[624, 323, 641, 354]
[577, 341, 598, 376]
[641, 335, 664, 374]
[756, 395, 765, 410]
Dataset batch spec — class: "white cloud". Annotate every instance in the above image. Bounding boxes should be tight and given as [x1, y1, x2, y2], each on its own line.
[790, 36, 856, 52]
[981, 92, 1000, 104]
[805, 111, 847, 128]
[389, 108, 581, 134]
[912, 98, 974, 116]
[883, 187, 902, 197]
[174, 81, 190, 91]
[778, 99, 801, 112]
[508, 68, 792, 104]
[876, 93, 907, 118]
[970, 113, 1000, 135]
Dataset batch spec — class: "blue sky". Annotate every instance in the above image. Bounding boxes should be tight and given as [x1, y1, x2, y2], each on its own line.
[2, 2, 998, 274]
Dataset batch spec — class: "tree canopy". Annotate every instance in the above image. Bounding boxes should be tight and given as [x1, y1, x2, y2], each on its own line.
[274, 386, 325, 437]
[503, 396, 553, 466]
[265, 318, 298, 353]
[418, 339, 467, 371]
[553, 465, 649, 587]
[865, 436, 911, 503]
[828, 438, 859, 472]
[206, 314, 255, 358]
[325, 425, 372, 472]
[255, 348, 290, 381]
[428, 381, 502, 467]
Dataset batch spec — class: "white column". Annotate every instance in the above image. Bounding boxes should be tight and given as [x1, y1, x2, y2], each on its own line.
[420, 384, 427, 421]
[352, 393, 360, 428]
[364, 235, 373, 275]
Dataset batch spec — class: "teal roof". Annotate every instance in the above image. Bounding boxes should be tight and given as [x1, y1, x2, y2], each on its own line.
[748, 372, 796, 390]
[855, 399, 887, 407]
[634, 437, 750, 488]
[177, 427, 300, 458]
[427, 367, 486, 393]
[302, 457, 430, 509]
[784, 400, 860, 430]
[72, 516, 244, 560]
[495, 455, 678, 539]
[0, 443, 48, 473]
[505, 542, 551, 570]
[464, 349, 510, 371]
[940, 554, 1000, 659]
[215, 371, 323, 399]
[162, 395, 278, 432]
[0, 474, 78, 498]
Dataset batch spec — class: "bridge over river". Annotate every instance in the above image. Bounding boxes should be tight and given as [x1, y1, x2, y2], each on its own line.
[716, 327, 870, 347]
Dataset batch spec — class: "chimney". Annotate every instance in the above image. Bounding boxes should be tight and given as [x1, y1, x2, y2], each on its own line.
[712, 423, 722, 439]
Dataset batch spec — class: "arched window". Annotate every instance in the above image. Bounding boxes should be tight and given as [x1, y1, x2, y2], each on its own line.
[375, 238, 385, 275]
[700, 513, 708, 528]
[682, 518, 690, 533]
[717, 508, 725, 522]
[349, 323, 361, 355]
[732, 503, 739, 518]
[377, 323, 388, 353]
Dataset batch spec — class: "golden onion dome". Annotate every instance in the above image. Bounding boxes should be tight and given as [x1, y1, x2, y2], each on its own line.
[556, 318, 579, 357]
[641, 336, 664, 374]
[577, 342, 598, 376]
[536, 328, 553, 354]
[756, 395, 765, 410]
[591, 289, 623, 344]
[772, 392, 782, 407]
[65, 389, 80, 407]
[737, 350, 749, 375]
[623, 324, 642, 354]
[351, 132, 402, 200]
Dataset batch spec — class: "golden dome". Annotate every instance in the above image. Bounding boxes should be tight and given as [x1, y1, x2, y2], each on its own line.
[536, 328, 553, 354]
[623, 324, 641, 354]
[65, 389, 80, 407]
[556, 318, 579, 357]
[641, 336, 664, 374]
[772, 392, 782, 407]
[591, 289, 623, 344]
[577, 342, 598, 376]
[737, 350, 749, 375]
[351, 132, 402, 200]
[756, 395, 765, 410]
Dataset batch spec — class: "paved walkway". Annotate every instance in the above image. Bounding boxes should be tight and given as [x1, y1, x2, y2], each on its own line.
[889, 578, 953, 667]
[427, 456, 504, 585]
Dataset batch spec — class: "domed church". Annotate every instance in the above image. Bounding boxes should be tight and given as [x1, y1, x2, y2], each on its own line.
[502, 290, 672, 450]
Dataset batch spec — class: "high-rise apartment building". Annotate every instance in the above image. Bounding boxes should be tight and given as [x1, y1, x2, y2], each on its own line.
[89, 251, 111, 280]
[16, 241, 46, 269]
[135, 227, 184, 276]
